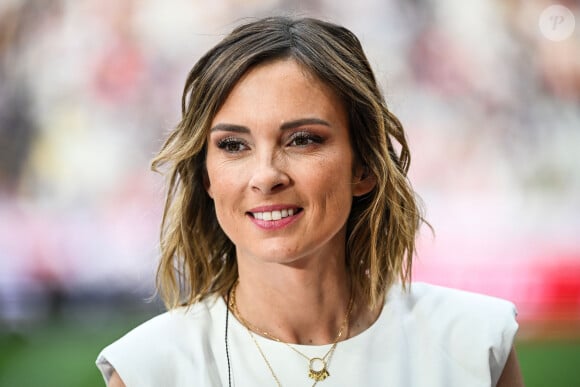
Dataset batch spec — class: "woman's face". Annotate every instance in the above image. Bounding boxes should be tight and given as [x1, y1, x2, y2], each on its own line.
[205, 59, 373, 266]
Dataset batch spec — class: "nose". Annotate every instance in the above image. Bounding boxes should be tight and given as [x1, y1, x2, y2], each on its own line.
[248, 152, 290, 194]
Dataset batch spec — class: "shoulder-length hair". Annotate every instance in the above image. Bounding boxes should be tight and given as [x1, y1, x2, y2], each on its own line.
[152, 16, 424, 309]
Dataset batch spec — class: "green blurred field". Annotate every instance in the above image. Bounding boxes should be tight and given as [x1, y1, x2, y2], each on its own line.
[0, 315, 146, 387]
[1, 316, 579, 387]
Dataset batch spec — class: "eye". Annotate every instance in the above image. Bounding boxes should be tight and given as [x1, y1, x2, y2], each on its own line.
[288, 131, 324, 147]
[216, 137, 248, 153]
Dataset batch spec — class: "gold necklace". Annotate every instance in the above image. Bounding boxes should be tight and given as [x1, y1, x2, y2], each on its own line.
[229, 281, 354, 385]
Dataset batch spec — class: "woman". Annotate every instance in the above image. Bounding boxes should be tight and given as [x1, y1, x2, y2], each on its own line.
[97, 16, 523, 386]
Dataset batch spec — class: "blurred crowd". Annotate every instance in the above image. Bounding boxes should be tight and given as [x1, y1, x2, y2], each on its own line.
[1, 0, 579, 327]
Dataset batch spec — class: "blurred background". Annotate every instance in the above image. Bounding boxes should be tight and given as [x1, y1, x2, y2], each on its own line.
[0, 0, 578, 386]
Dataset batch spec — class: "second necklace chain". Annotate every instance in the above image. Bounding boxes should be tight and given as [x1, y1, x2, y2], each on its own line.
[228, 281, 354, 385]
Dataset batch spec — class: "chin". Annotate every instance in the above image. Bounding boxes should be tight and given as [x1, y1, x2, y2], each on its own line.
[242, 245, 307, 264]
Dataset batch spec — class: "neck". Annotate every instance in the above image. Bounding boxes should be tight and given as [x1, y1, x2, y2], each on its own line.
[232, 254, 359, 345]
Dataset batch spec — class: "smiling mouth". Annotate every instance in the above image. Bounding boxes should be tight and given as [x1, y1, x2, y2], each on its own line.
[248, 208, 303, 221]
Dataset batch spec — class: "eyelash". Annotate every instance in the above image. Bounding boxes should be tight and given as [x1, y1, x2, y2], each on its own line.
[288, 131, 324, 147]
[215, 131, 324, 153]
[216, 137, 248, 153]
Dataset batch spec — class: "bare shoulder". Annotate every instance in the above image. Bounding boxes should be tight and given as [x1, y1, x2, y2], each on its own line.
[108, 371, 126, 387]
[496, 347, 525, 387]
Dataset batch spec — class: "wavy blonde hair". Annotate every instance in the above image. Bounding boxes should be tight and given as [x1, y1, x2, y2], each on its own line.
[152, 16, 425, 309]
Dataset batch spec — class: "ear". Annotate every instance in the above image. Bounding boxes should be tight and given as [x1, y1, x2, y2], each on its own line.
[352, 165, 376, 197]
[203, 169, 213, 198]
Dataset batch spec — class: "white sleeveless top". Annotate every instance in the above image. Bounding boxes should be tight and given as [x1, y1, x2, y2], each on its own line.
[96, 282, 518, 386]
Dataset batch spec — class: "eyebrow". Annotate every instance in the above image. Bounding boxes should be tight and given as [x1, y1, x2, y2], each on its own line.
[210, 118, 331, 133]
[210, 123, 249, 133]
[280, 118, 331, 130]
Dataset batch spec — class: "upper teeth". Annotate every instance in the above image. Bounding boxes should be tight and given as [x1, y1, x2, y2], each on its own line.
[253, 209, 295, 221]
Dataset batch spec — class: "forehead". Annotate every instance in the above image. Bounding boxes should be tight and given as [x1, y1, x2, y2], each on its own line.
[212, 58, 346, 125]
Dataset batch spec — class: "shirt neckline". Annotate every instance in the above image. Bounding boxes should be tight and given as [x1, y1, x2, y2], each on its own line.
[216, 282, 403, 351]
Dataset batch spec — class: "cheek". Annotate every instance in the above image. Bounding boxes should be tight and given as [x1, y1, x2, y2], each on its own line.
[209, 179, 236, 205]
[205, 158, 238, 198]
[206, 168, 226, 207]
[209, 180, 242, 237]
[206, 165, 246, 224]
[312, 155, 355, 206]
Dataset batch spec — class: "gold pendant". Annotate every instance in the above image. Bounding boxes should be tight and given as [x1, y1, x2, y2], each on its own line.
[308, 358, 330, 381]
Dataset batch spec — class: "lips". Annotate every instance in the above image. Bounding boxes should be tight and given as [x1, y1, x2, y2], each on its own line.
[248, 207, 303, 221]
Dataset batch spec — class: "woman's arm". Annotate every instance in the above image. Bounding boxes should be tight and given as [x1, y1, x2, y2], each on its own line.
[496, 346, 525, 387]
[108, 371, 126, 387]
